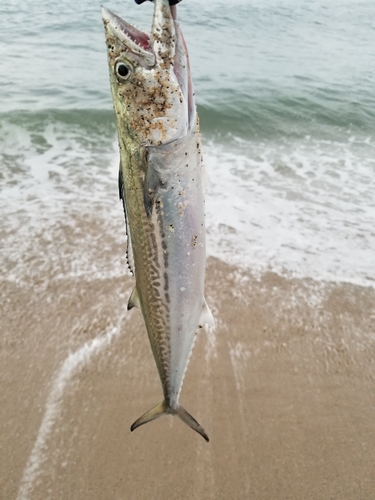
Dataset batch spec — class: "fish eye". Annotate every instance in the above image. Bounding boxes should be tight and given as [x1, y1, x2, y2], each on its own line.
[115, 61, 133, 82]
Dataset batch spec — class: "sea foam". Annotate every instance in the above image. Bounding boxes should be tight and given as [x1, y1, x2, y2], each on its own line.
[1, 113, 374, 287]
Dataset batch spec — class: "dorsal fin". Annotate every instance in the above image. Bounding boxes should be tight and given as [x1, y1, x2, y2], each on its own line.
[119, 166, 135, 275]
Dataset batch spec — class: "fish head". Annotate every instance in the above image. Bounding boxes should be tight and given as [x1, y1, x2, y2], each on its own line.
[102, 0, 195, 147]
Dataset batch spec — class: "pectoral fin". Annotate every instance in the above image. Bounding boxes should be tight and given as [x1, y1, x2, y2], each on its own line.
[143, 153, 168, 217]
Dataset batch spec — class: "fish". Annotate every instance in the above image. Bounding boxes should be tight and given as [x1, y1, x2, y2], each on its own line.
[102, 0, 214, 442]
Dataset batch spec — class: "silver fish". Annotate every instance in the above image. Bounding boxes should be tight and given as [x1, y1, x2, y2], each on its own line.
[102, 0, 214, 442]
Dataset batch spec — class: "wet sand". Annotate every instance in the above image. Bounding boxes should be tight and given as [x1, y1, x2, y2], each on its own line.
[2, 236, 375, 499]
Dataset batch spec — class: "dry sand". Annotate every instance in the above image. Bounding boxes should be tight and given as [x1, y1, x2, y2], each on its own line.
[1, 244, 375, 498]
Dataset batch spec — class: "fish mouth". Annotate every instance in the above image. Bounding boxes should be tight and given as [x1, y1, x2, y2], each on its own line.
[101, 6, 155, 67]
[101, 7, 149, 49]
[102, 1, 177, 68]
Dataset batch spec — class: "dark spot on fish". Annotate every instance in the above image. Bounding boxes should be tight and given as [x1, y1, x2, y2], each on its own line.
[164, 272, 169, 290]
[150, 264, 160, 277]
[150, 232, 158, 253]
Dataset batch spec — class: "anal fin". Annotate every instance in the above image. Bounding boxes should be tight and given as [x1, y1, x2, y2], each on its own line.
[199, 300, 215, 328]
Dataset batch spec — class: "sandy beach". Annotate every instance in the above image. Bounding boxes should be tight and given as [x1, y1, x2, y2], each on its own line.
[2, 222, 375, 499]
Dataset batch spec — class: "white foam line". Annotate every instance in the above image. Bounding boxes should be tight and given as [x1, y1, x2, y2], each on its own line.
[16, 315, 127, 500]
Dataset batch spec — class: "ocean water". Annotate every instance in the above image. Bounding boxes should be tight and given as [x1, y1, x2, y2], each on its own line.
[1, 0, 374, 286]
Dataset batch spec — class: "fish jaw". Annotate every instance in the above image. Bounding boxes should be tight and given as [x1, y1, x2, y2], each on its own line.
[102, 1, 193, 146]
[101, 6, 155, 66]
[150, 0, 175, 65]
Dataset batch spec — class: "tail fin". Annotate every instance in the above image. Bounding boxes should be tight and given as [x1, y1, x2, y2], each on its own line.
[176, 404, 209, 442]
[130, 401, 166, 432]
[130, 401, 209, 442]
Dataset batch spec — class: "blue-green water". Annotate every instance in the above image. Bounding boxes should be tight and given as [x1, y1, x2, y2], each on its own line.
[1, 0, 375, 285]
